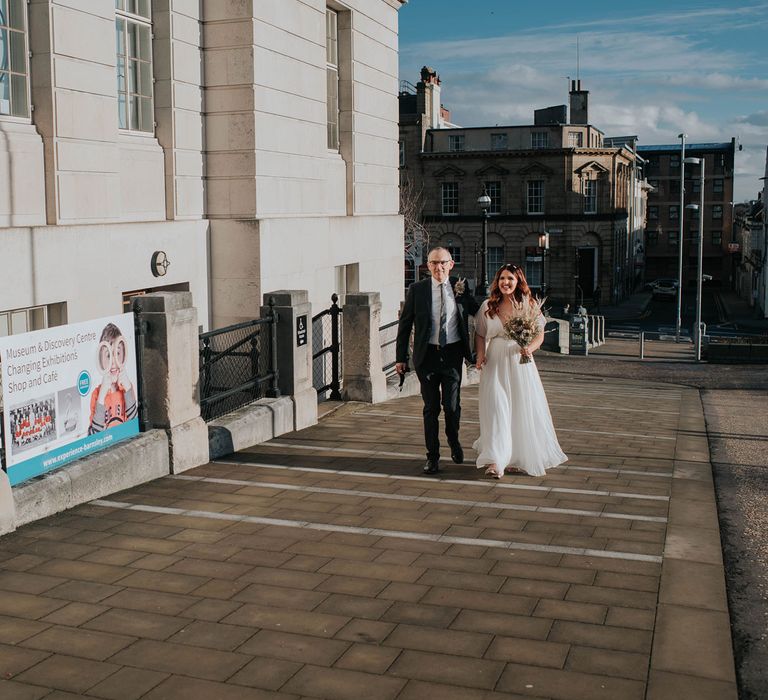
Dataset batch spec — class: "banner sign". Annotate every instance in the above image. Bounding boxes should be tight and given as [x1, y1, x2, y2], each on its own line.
[0, 313, 139, 486]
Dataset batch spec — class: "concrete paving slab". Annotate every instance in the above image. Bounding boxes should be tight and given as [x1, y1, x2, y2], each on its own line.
[0, 373, 739, 699]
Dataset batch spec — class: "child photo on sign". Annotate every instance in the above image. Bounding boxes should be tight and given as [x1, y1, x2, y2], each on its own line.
[88, 323, 138, 434]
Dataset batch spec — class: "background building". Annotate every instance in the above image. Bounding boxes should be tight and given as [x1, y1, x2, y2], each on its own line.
[0, 0, 405, 338]
[399, 71, 648, 307]
[732, 149, 767, 317]
[637, 140, 737, 288]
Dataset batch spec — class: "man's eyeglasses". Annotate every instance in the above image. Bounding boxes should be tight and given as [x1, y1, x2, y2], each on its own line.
[427, 260, 452, 266]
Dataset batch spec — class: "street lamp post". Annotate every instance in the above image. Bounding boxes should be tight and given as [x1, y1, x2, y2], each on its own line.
[477, 187, 492, 296]
[684, 156, 705, 361]
[538, 231, 550, 297]
[675, 133, 687, 342]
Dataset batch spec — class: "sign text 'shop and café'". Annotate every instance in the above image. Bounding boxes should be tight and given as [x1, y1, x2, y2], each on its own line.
[0, 313, 139, 485]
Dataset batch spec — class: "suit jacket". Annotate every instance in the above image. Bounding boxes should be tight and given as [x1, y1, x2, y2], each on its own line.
[396, 276, 480, 371]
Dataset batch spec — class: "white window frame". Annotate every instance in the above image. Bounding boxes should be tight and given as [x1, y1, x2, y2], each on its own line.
[567, 131, 583, 148]
[441, 182, 459, 215]
[584, 179, 597, 214]
[531, 132, 548, 149]
[491, 133, 508, 150]
[0, 0, 30, 118]
[527, 180, 544, 214]
[115, 0, 154, 133]
[487, 246, 504, 272]
[712, 204, 723, 219]
[446, 245, 461, 264]
[484, 180, 501, 214]
[448, 134, 465, 152]
[524, 252, 543, 288]
[326, 7, 339, 150]
[0, 303, 66, 337]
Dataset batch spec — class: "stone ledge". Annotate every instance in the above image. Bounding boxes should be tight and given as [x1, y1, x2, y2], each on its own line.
[0, 470, 15, 536]
[207, 396, 295, 460]
[11, 430, 169, 529]
[649, 386, 737, 697]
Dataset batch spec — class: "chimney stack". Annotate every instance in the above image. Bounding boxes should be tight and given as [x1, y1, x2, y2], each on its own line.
[416, 66, 442, 129]
[569, 79, 589, 125]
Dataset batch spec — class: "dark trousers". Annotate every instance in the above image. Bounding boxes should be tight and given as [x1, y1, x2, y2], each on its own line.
[416, 342, 463, 461]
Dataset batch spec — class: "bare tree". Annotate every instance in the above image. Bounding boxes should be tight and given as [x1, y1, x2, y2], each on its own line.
[400, 174, 430, 267]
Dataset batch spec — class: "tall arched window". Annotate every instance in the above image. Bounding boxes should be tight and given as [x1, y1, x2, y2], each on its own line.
[0, 0, 29, 117]
[115, 0, 154, 132]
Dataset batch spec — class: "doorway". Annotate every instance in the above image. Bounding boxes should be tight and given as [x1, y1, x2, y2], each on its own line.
[576, 247, 597, 304]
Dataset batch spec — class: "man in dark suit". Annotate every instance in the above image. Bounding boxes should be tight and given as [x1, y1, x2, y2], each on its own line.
[396, 247, 479, 474]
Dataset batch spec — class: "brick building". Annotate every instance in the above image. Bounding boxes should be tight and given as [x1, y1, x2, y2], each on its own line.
[399, 68, 648, 306]
[637, 140, 737, 287]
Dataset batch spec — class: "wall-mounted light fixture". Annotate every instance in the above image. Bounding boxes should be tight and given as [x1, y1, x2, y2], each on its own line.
[151, 251, 170, 278]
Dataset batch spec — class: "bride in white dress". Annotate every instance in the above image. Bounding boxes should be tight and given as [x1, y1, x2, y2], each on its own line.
[473, 264, 567, 478]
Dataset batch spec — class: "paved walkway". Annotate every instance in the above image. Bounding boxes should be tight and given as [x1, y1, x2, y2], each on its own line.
[715, 289, 768, 331]
[0, 372, 736, 699]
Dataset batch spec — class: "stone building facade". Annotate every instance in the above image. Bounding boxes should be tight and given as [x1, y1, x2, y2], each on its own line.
[399, 70, 647, 306]
[0, 0, 405, 338]
[637, 140, 737, 287]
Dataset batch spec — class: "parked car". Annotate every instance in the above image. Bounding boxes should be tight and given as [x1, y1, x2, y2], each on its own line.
[652, 279, 679, 300]
[643, 277, 679, 292]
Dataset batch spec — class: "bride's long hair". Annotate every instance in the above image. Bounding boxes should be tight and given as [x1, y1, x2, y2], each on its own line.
[486, 264, 534, 318]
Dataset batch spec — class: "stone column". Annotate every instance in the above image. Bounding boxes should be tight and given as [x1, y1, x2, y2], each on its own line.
[342, 292, 388, 403]
[0, 470, 15, 536]
[261, 291, 317, 431]
[139, 292, 209, 473]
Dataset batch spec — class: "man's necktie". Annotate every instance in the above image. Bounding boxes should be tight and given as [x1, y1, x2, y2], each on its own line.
[439, 283, 448, 347]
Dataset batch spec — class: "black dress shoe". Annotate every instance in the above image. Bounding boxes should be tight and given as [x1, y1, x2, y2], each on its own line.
[423, 459, 440, 474]
[450, 443, 464, 464]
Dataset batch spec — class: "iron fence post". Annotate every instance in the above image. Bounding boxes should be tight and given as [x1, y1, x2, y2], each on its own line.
[249, 333, 260, 400]
[132, 300, 150, 431]
[329, 293, 342, 400]
[266, 296, 281, 398]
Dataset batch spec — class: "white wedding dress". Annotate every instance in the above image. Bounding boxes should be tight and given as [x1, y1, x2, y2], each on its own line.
[472, 300, 567, 476]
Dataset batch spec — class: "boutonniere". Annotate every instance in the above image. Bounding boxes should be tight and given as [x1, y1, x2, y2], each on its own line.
[453, 277, 467, 296]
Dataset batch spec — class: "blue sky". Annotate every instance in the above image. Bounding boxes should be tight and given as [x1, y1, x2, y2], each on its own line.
[398, 0, 768, 201]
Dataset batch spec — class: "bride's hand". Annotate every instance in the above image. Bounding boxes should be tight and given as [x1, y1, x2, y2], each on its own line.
[475, 355, 486, 370]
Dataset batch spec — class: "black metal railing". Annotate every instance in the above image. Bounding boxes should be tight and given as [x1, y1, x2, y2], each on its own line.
[704, 335, 768, 363]
[199, 299, 279, 421]
[131, 301, 149, 431]
[312, 294, 342, 400]
[379, 319, 399, 377]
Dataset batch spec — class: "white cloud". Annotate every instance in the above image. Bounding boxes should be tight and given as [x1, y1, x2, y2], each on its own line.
[536, 4, 768, 33]
[736, 110, 768, 127]
[651, 73, 768, 91]
[401, 28, 746, 77]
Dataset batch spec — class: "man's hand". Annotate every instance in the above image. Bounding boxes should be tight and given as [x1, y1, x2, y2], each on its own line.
[395, 362, 407, 375]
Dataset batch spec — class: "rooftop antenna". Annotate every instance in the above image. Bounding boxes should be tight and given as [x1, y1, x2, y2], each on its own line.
[576, 35, 580, 83]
